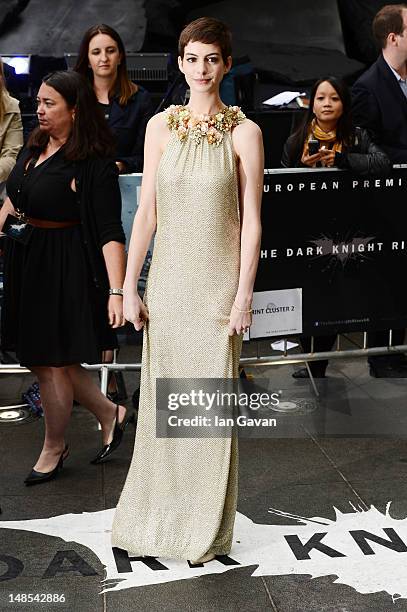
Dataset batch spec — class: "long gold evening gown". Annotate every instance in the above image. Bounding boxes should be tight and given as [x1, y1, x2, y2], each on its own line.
[112, 105, 245, 561]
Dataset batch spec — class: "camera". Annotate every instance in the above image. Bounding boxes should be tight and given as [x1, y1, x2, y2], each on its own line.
[308, 138, 319, 156]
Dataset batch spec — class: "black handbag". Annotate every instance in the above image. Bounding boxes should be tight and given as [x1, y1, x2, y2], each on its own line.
[2, 210, 34, 245]
[2, 154, 39, 245]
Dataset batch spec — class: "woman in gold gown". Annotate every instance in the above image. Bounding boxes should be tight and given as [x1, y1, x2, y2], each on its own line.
[112, 17, 264, 565]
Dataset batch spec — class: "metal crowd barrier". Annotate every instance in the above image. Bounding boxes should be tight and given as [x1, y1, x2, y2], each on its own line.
[1, 332, 406, 404]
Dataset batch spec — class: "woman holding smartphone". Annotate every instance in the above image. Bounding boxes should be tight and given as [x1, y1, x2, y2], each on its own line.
[282, 76, 390, 173]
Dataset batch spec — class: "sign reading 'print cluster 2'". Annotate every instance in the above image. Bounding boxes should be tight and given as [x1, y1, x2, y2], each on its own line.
[0, 503, 407, 602]
[249, 288, 302, 338]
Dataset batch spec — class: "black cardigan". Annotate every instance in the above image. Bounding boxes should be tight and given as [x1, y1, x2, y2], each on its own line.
[9, 148, 125, 291]
[281, 126, 391, 176]
[108, 86, 155, 173]
[75, 157, 126, 290]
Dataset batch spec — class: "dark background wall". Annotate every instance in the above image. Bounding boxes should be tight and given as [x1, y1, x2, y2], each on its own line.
[0, 0, 398, 64]
[0, 0, 146, 54]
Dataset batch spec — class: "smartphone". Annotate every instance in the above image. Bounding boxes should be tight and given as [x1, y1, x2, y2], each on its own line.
[308, 139, 319, 156]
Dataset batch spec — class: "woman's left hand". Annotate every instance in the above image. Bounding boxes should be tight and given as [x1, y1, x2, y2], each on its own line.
[108, 295, 126, 328]
[228, 304, 252, 337]
[319, 147, 336, 168]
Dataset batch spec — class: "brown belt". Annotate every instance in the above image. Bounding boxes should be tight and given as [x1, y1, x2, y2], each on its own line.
[22, 216, 80, 229]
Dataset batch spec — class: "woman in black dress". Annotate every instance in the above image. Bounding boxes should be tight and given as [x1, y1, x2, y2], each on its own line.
[0, 71, 131, 484]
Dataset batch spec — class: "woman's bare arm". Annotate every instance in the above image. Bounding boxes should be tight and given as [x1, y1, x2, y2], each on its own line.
[229, 119, 264, 335]
[123, 112, 170, 329]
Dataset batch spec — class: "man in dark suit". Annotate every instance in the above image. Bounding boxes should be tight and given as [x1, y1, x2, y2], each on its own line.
[352, 4, 407, 377]
[353, 3, 407, 162]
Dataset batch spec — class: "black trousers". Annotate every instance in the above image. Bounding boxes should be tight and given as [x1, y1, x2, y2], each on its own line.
[300, 335, 336, 374]
[300, 329, 406, 372]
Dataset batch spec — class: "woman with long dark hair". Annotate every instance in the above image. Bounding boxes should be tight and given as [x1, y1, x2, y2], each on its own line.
[0, 71, 131, 484]
[74, 23, 154, 174]
[282, 76, 390, 174]
[282, 76, 391, 378]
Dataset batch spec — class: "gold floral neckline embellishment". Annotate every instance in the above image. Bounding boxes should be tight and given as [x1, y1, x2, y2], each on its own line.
[166, 104, 246, 145]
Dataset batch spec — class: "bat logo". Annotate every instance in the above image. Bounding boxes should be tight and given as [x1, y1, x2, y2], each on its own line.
[0, 503, 406, 601]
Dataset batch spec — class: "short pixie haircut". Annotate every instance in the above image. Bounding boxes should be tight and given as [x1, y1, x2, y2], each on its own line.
[178, 17, 232, 63]
[373, 4, 407, 49]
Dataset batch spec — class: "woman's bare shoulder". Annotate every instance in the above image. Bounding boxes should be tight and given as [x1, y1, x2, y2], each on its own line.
[143, 111, 173, 158]
[145, 111, 171, 148]
[233, 117, 262, 139]
[146, 111, 169, 131]
[232, 118, 263, 161]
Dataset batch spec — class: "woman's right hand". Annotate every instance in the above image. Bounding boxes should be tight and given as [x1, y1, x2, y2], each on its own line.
[301, 151, 322, 167]
[123, 290, 149, 331]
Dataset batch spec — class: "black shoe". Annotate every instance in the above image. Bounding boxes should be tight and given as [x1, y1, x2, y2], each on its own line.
[90, 405, 134, 464]
[98, 369, 128, 403]
[24, 445, 69, 486]
[292, 367, 326, 379]
[106, 390, 120, 403]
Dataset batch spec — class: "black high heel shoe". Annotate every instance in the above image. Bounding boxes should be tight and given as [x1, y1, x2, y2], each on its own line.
[90, 405, 134, 465]
[98, 364, 128, 403]
[24, 445, 69, 486]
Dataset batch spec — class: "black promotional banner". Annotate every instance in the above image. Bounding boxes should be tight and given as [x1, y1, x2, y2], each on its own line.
[255, 168, 407, 337]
